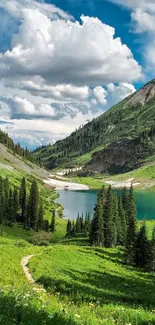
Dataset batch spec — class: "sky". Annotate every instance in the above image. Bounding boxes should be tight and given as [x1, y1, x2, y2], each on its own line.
[0, 0, 155, 149]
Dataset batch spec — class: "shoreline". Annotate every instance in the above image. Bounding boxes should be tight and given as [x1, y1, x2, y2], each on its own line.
[44, 175, 89, 190]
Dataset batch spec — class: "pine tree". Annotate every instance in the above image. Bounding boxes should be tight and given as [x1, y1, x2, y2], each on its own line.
[8, 188, 14, 224]
[50, 210, 56, 232]
[113, 193, 119, 247]
[104, 186, 116, 248]
[147, 225, 155, 271]
[90, 191, 104, 246]
[13, 187, 19, 222]
[66, 220, 72, 237]
[122, 186, 128, 222]
[29, 180, 39, 231]
[44, 219, 49, 232]
[75, 214, 80, 233]
[37, 199, 44, 230]
[71, 220, 76, 237]
[4, 177, 9, 221]
[118, 197, 127, 245]
[19, 177, 26, 223]
[125, 184, 137, 264]
[135, 222, 149, 268]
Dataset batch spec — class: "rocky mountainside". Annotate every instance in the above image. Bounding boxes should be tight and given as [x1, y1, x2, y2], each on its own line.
[34, 79, 155, 174]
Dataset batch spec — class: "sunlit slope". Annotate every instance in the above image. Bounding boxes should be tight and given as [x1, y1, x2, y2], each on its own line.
[33, 79, 155, 172]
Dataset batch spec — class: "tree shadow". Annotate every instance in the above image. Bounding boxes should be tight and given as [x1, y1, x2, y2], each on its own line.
[0, 291, 77, 325]
[37, 266, 155, 310]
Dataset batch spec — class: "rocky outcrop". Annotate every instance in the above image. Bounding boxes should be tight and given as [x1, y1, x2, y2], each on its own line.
[87, 138, 152, 174]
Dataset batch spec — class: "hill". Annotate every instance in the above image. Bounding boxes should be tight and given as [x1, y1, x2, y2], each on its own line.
[34, 79, 155, 173]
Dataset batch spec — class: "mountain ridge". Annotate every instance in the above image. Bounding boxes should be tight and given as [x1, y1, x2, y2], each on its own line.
[33, 79, 155, 173]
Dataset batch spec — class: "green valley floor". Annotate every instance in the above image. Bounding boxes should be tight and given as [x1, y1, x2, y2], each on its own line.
[1, 224, 155, 325]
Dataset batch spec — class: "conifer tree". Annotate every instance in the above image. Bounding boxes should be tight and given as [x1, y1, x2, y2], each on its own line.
[44, 219, 49, 232]
[75, 213, 81, 233]
[147, 225, 155, 271]
[4, 177, 9, 221]
[19, 177, 26, 223]
[71, 220, 76, 237]
[118, 197, 127, 245]
[125, 184, 137, 264]
[29, 180, 39, 231]
[50, 210, 56, 232]
[122, 186, 128, 222]
[8, 188, 14, 224]
[66, 220, 72, 237]
[37, 199, 44, 230]
[104, 186, 116, 247]
[90, 191, 104, 246]
[13, 187, 19, 222]
[135, 222, 149, 268]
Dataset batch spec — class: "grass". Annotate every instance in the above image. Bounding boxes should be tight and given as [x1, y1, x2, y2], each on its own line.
[29, 244, 155, 325]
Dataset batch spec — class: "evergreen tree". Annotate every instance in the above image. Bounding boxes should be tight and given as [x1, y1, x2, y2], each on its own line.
[75, 213, 81, 233]
[19, 177, 26, 223]
[118, 197, 127, 245]
[135, 222, 149, 268]
[8, 189, 14, 224]
[147, 225, 155, 271]
[44, 220, 49, 232]
[37, 199, 44, 230]
[125, 184, 137, 264]
[71, 220, 76, 237]
[29, 180, 39, 231]
[122, 186, 128, 222]
[90, 191, 104, 246]
[4, 177, 9, 221]
[104, 186, 116, 247]
[13, 187, 19, 222]
[50, 210, 56, 232]
[66, 220, 72, 237]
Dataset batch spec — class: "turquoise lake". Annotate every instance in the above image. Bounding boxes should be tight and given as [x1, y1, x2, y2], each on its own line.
[56, 190, 155, 220]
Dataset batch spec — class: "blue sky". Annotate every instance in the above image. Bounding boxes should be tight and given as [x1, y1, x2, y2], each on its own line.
[0, 0, 154, 148]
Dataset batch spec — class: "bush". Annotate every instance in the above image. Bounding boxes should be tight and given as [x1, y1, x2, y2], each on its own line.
[29, 231, 51, 246]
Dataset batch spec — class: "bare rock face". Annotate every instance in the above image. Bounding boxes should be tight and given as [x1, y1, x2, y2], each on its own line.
[87, 138, 152, 174]
[127, 80, 155, 106]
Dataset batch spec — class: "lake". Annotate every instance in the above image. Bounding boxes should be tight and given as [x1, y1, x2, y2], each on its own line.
[56, 189, 155, 220]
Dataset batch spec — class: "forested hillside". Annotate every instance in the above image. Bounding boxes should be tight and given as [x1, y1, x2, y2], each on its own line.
[0, 129, 36, 163]
[34, 79, 155, 172]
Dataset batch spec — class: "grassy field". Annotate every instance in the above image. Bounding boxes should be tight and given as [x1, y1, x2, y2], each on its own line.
[0, 219, 155, 324]
[29, 244, 155, 325]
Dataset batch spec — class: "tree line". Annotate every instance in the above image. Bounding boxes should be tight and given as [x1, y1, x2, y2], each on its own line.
[66, 213, 91, 237]
[0, 129, 36, 163]
[66, 185, 155, 272]
[0, 176, 55, 233]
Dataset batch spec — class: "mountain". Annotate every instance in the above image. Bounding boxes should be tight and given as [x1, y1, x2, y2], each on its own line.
[34, 79, 155, 173]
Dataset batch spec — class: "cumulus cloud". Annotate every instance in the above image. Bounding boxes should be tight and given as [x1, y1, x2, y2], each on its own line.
[93, 87, 107, 105]
[0, 0, 143, 147]
[6, 78, 90, 101]
[107, 83, 136, 101]
[0, 9, 142, 86]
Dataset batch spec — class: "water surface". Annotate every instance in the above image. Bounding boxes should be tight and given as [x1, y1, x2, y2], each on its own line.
[56, 190, 155, 221]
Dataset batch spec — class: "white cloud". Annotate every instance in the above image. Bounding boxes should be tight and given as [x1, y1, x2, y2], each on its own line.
[107, 82, 136, 101]
[0, 0, 143, 147]
[93, 87, 107, 104]
[0, 9, 142, 86]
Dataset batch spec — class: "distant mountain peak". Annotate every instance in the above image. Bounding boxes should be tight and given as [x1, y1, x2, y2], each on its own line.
[127, 79, 155, 106]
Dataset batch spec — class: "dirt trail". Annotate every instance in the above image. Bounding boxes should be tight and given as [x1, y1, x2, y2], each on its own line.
[21, 255, 46, 292]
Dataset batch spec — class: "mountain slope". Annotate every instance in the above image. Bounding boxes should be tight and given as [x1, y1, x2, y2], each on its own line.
[34, 79, 155, 173]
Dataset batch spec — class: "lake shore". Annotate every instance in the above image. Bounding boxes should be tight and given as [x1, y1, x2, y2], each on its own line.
[44, 174, 89, 190]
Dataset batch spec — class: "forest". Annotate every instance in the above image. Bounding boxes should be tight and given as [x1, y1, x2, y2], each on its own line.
[0, 176, 55, 233]
[66, 185, 155, 272]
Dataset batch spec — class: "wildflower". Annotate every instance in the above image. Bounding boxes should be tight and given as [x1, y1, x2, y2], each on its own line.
[75, 314, 81, 318]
